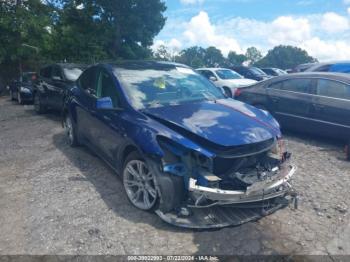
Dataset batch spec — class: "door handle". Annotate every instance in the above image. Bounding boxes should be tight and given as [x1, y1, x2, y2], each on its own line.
[271, 98, 279, 103]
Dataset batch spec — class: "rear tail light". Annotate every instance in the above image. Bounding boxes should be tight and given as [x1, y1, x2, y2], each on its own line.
[234, 88, 242, 97]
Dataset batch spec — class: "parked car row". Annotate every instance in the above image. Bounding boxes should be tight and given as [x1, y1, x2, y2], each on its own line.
[7, 60, 298, 228]
[234, 72, 350, 160]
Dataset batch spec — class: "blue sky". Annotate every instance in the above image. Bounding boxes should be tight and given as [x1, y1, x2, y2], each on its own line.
[154, 0, 350, 61]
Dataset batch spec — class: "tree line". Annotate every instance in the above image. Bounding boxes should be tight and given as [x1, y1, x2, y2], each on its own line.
[0, 0, 167, 81]
[154, 45, 318, 70]
[0, 0, 317, 85]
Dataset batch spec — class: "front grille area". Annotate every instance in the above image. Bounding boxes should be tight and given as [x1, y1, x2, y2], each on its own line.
[213, 151, 266, 176]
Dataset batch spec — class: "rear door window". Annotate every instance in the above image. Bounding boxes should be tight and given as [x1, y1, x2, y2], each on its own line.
[316, 79, 350, 100]
[268, 81, 284, 90]
[40, 67, 51, 79]
[52, 66, 63, 80]
[280, 79, 312, 93]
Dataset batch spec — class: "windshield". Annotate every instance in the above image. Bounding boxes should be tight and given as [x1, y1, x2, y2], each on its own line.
[215, 69, 243, 80]
[114, 67, 225, 109]
[250, 67, 267, 76]
[63, 67, 84, 81]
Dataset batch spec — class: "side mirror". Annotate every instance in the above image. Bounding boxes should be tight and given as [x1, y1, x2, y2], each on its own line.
[52, 76, 62, 81]
[209, 76, 217, 82]
[96, 97, 114, 110]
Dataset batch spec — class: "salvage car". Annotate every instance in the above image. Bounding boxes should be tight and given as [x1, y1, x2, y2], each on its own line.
[33, 63, 86, 113]
[196, 68, 257, 97]
[234, 72, 350, 160]
[63, 61, 297, 228]
[9, 72, 37, 104]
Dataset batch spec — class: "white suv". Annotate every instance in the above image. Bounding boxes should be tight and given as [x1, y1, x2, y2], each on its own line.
[197, 68, 257, 97]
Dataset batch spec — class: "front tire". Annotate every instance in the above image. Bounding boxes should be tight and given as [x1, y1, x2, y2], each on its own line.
[34, 92, 46, 114]
[123, 152, 158, 211]
[64, 113, 79, 147]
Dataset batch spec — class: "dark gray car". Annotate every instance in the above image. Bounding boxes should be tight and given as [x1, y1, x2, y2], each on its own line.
[234, 72, 350, 159]
[33, 63, 86, 114]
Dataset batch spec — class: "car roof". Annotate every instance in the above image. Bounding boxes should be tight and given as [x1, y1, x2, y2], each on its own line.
[196, 68, 230, 71]
[108, 60, 191, 70]
[268, 72, 350, 84]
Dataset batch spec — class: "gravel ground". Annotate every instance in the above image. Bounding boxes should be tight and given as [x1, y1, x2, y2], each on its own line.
[0, 96, 349, 256]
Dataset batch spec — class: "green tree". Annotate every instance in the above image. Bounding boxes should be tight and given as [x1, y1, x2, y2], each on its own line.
[0, 0, 54, 73]
[255, 45, 317, 69]
[204, 46, 224, 67]
[153, 45, 172, 61]
[176, 46, 206, 68]
[53, 0, 167, 62]
[245, 47, 262, 64]
[226, 51, 246, 66]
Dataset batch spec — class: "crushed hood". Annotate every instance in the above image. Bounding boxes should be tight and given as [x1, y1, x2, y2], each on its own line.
[143, 99, 280, 147]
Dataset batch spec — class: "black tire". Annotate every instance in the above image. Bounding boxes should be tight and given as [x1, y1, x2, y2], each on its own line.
[34, 92, 46, 114]
[64, 113, 79, 147]
[123, 151, 159, 211]
[223, 86, 232, 98]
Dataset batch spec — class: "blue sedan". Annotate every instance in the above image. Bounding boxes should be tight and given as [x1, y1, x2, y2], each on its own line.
[63, 61, 297, 228]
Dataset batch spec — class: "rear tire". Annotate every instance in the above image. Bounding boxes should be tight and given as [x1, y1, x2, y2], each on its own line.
[64, 113, 79, 147]
[34, 92, 46, 114]
[223, 86, 232, 98]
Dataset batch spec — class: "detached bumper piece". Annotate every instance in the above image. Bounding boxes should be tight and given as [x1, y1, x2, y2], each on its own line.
[156, 195, 294, 229]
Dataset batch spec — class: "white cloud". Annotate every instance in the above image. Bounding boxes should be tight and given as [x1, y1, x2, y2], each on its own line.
[180, 0, 204, 5]
[183, 11, 242, 55]
[321, 12, 349, 33]
[347, 7, 350, 15]
[155, 10, 350, 61]
[269, 16, 311, 45]
[302, 38, 350, 61]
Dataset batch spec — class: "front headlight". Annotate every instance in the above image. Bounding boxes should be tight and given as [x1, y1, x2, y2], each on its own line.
[20, 87, 31, 93]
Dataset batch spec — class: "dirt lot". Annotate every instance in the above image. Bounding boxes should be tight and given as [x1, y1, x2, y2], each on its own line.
[0, 96, 349, 256]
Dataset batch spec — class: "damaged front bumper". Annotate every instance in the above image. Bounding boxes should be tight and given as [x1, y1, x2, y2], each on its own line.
[155, 163, 298, 229]
[188, 164, 296, 206]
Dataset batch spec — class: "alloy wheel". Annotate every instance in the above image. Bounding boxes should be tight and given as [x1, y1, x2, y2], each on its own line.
[123, 160, 157, 210]
[64, 115, 74, 145]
